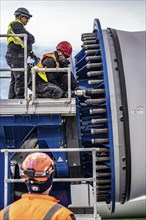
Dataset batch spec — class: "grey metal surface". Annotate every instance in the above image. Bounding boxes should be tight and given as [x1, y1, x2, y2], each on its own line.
[116, 30, 146, 200]
[103, 30, 146, 201]
[103, 29, 146, 202]
[103, 30, 125, 203]
[0, 98, 76, 116]
[11, 133, 38, 164]
[75, 214, 101, 220]
[66, 117, 80, 167]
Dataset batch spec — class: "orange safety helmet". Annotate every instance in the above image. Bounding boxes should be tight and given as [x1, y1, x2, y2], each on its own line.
[56, 41, 72, 57]
[21, 152, 55, 182]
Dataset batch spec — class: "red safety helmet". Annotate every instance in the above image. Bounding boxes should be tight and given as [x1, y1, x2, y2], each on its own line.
[56, 41, 72, 57]
[21, 152, 55, 182]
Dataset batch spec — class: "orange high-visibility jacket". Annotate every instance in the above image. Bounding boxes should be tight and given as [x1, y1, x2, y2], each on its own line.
[0, 194, 75, 220]
[33, 52, 60, 83]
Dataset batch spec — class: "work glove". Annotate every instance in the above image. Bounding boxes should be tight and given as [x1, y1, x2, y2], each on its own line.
[29, 51, 40, 62]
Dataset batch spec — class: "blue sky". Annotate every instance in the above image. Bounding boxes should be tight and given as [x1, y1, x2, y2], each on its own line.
[0, 0, 146, 98]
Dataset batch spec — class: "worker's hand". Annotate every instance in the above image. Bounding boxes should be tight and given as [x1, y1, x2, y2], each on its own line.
[29, 51, 40, 62]
[29, 51, 34, 58]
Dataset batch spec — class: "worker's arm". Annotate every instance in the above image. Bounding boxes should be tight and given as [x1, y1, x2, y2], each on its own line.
[11, 22, 35, 44]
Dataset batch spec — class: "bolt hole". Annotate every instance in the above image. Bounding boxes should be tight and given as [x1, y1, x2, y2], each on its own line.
[120, 116, 124, 121]
[122, 157, 126, 162]
[122, 166, 126, 171]
[119, 106, 123, 111]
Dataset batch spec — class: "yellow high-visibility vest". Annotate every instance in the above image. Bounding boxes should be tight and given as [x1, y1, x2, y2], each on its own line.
[7, 20, 25, 48]
[32, 52, 60, 82]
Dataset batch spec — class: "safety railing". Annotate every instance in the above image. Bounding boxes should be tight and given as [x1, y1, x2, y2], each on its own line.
[0, 34, 75, 115]
[1, 148, 99, 220]
[31, 67, 72, 104]
[0, 34, 28, 99]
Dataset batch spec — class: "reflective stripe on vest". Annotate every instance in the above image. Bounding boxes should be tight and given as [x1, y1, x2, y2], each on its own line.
[7, 20, 25, 48]
[36, 52, 60, 83]
[3, 203, 62, 220]
[43, 203, 62, 220]
[3, 205, 10, 220]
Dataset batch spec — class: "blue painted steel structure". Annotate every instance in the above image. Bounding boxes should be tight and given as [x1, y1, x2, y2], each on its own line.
[0, 114, 71, 209]
[0, 18, 115, 212]
[95, 19, 115, 211]
[75, 19, 115, 211]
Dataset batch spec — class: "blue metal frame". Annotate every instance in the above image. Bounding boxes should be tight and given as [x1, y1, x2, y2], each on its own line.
[74, 18, 116, 212]
[0, 114, 71, 209]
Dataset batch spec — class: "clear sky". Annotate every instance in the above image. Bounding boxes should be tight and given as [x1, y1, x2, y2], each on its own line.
[1, 0, 146, 54]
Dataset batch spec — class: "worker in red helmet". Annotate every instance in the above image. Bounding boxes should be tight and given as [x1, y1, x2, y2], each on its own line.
[56, 41, 72, 58]
[5, 8, 35, 99]
[0, 152, 76, 220]
[28, 41, 79, 98]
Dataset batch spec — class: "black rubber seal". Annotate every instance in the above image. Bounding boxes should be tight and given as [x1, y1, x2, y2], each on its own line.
[108, 28, 131, 202]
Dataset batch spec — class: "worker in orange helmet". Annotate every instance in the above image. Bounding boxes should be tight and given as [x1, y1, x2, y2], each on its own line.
[0, 152, 76, 220]
[28, 41, 79, 98]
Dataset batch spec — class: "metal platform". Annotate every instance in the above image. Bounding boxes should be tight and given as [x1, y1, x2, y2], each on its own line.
[0, 98, 76, 116]
[75, 214, 101, 220]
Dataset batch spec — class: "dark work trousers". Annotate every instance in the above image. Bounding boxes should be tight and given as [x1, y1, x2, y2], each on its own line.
[5, 49, 25, 99]
[36, 82, 64, 99]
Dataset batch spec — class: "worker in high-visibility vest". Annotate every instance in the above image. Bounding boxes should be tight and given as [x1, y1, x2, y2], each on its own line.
[5, 8, 35, 99]
[28, 41, 79, 98]
[0, 152, 76, 220]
